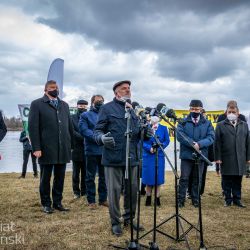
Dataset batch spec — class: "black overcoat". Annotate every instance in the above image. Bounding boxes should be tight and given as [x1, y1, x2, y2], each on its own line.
[214, 119, 250, 175]
[28, 94, 73, 165]
[71, 112, 84, 161]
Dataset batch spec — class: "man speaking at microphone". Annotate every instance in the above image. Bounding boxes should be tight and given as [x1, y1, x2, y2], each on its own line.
[94, 80, 148, 236]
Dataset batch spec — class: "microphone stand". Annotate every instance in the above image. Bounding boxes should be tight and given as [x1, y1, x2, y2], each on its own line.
[139, 114, 212, 249]
[161, 115, 211, 250]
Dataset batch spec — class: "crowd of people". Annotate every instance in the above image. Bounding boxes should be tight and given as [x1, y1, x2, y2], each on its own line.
[1, 79, 249, 237]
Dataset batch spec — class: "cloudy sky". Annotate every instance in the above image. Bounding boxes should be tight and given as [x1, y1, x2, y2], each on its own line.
[0, 0, 250, 117]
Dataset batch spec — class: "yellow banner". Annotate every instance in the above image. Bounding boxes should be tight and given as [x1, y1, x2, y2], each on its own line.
[160, 110, 224, 140]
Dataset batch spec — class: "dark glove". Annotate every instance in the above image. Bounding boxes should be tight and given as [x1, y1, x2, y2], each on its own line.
[145, 127, 154, 139]
[101, 132, 115, 148]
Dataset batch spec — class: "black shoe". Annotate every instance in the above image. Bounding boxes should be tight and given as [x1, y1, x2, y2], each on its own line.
[18, 175, 25, 179]
[43, 206, 54, 214]
[192, 200, 199, 208]
[156, 197, 161, 207]
[233, 201, 246, 208]
[112, 224, 122, 236]
[53, 204, 70, 212]
[34, 173, 38, 178]
[224, 201, 232, 207]
[145, 196, 151, 206]
[178, 201, 185, 208]
[124, 220, 145, 232]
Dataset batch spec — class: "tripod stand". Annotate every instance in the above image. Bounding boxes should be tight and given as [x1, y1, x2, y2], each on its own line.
[139, 116, 212, 250]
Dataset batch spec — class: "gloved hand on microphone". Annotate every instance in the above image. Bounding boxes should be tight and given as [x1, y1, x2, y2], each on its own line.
[101, 132, 115, 148]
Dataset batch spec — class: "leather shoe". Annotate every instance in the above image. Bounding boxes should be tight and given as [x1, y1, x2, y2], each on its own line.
[178, 201, 185, 208]
[43, 206, 54, 214]
[53, 204, 70, 212]
[224, 201, 232, 207]
[192, 200, 199, 208]
[124, 220, 145, 232]
[233, 201, 246, 208]
[112, 224, 122, 236]
[99, 201, 109, 207]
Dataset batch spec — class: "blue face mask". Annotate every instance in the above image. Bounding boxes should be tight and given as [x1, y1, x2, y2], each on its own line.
[190, 112, 200, 119]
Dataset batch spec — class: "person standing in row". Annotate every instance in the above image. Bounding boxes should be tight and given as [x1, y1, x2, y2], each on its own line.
[19, 129, 38, 178]
[28, 80, 73, 214]
[79, 95, 108, 209]
[177, 100, 214, 208]
[94, 81, 149, 236]
[71, 99, 88, 199]
[0, 110, 7, 160]
[142, 116, 170, 207]
[214, 103, 250, 208]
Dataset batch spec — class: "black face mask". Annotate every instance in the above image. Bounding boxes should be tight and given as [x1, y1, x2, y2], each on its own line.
[94, 101, 103, 111]
[77, 108, 87, 114]
[48, 89, 59, 98]
[190, 112, 200, 119]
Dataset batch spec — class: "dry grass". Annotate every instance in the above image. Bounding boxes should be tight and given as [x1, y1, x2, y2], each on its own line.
[0, 171, 249, 250]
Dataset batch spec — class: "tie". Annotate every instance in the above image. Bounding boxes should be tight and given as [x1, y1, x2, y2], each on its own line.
[50, 99, 58, 108]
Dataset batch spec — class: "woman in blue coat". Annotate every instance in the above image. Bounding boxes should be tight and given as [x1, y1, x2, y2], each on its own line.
[142, 116, 170, 206]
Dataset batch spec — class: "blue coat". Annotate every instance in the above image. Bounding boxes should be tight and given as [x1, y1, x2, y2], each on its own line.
[79, 107, 103, 156]
[142, 124, 170, 185]
[177, 114, 214, 160]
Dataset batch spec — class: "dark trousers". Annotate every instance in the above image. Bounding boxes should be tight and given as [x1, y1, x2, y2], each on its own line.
[222, 175, 243, 203]
[72, 160, 86, 196]
[179, 159, 204, 202]
[188, 163, 208, 196]
[21, 150, 38, 177]
[39, 164, 66, 207]
[85, 155, 107, 204]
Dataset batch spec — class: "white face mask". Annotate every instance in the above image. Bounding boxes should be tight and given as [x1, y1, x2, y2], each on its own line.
[227, 113, 237, 121]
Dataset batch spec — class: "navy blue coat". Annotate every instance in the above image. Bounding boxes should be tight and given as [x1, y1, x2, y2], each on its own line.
[71, 112, 85, 161]
[94, 98, 141, 167]
[79, 107, 103, 155]
[177, 114, 215, 160]
[19, 130, 32, 151]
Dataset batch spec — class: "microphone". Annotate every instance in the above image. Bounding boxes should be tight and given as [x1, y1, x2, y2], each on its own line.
[156, 103, 178, 120]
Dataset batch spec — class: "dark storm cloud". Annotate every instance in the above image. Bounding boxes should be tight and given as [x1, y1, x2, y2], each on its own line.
[29, 0, 250, 82]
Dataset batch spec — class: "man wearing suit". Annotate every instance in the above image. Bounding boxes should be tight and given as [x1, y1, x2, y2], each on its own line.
[28, 80, 73, 214]
[71, 99, 88, 199]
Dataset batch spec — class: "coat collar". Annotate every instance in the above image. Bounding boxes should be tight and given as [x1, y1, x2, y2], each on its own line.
[42, 94, 61, 109]
[185, 113, 206, 124]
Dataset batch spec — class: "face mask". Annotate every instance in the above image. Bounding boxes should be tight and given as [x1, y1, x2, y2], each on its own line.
[77, 108, 87, 114]
[94, 101, 103, 110]
[48, 89, 59, 98]
[190, 112, 200, 119]
[119, 96, 131, 103]
[227, 113, 237, 121]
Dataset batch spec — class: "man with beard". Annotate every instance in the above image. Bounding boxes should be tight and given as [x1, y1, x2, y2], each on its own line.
[94, 81, 149, 236]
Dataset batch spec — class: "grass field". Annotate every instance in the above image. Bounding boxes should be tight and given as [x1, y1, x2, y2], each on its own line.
[0, 171, 249, 250]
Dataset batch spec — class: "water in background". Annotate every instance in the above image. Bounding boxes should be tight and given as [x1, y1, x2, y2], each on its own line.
[0, 131, 214, 173]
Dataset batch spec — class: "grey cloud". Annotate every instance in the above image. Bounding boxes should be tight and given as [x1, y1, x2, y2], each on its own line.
[156, 48, 244, 82]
